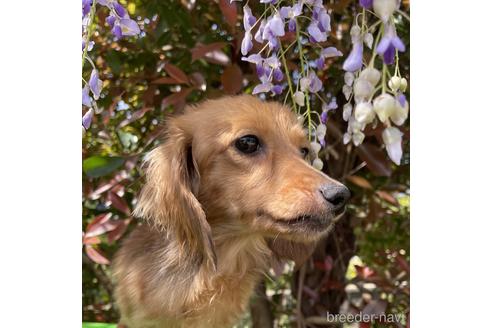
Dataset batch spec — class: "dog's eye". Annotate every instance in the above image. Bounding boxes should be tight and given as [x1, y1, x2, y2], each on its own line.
[235, 135, 260, 154]
[300, 147, 310, 158]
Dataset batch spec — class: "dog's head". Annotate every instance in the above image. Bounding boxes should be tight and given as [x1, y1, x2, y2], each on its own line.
[134, 95, 349, 269]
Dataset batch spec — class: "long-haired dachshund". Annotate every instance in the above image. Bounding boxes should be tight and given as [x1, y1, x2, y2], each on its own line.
[113, 95, 349, 328]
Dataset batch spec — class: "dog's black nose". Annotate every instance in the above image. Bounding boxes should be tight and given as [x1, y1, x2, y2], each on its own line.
[320, 184, 350, 212]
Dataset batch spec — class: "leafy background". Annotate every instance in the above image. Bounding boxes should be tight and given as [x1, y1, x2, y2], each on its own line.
[82, 0, 410, 327]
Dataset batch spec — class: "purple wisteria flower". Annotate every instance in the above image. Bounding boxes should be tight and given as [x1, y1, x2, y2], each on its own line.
[343, 40, 363, 72]
[82, 40, 95, 52]
[82, 85, 92, 107]
[106, 14, 116, 27]
[254, 19, 266, 42]
[96, 0, 140, 38]
[82, 108, 94, 130]
[260, 14, 284, 51]
[243, 5, 257, 31]
[241, 31, 253, 55]
[83, 0, 92, 17]
[308, 22, 327, 42]
[300, 71, 322, 93]
[307, 6, 331, 43]
[266, 14, 285, 37]
[321, 96, 338, 123]
[316, 46, 343, 69]
[88, 69, 103, 100]
[359, 0, 373, 9]
[280, 3, 303, 32]
[376, 23, 405, 65]
[242, 53, 264, 75]
[241, 5, 257, 55]
[321, 47, 343, 58]
[397, 92, 406, 107]
[113, 1, 127, 18]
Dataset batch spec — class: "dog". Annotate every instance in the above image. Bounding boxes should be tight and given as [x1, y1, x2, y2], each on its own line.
[113, 95, 350, 328]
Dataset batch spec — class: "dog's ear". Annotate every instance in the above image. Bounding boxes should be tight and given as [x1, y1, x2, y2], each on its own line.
[133, 117, 216, 271]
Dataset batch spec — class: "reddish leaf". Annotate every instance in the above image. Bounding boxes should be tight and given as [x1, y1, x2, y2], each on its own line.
[85, 213, 121, 238]
[107, 218, 131, 243]
[151, 76, 180, 85]
[161, 88, 193, 109]
[191, 42, 227, 62]
[221, 64, 243, 94]
[82, 235, 101, 245]
[85, 213, 112, 238]
[347, 175, 373, 189]
[163, 63, 189, 84]
[142, 85, 157, 107]
[89, 174, 127, 199]
[219, 0, 237, 30]
[376, 190, 398, 205]
[395, 253, 410, 273]
[108, 191, 131, 215]
[356, 143, 392, 177]
[85, 245, 110, 265]
[189, 72, 206, 90]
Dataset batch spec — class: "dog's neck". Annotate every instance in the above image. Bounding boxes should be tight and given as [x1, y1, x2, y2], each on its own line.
[209, 224, 271, 278]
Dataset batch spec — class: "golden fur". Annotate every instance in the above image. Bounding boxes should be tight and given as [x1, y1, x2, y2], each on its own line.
[113, 95, 348, 328]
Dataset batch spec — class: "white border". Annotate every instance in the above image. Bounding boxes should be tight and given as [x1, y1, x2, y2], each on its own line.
[0, 1, 80, 326]
[412, 1, 492, 326]
[0, 1, 491, 327]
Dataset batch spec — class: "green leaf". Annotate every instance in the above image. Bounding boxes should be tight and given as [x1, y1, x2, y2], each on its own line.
[83, 156, 125, 178]
[82, 323, 117, 328]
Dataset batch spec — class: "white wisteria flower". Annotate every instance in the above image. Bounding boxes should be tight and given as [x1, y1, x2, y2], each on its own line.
[373, 93, 396, 123]
[382, 126, 403, 165]
[373, 0, 399, 22]
[354, 102, 376, 124]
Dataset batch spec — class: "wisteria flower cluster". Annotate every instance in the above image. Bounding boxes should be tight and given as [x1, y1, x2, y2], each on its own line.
[82, 0, 141, 132]
[240, 0, 343, 170]
[341, 0, 409, 165]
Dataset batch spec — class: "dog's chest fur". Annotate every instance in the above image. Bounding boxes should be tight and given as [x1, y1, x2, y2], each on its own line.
[114, 225, 271, 328]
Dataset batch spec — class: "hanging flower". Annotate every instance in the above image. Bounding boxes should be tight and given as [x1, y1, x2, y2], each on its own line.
[382, 126, 403, 165]
[279, 3, 303, 32]
[376, 23, 405, 65]
[321, 47, 343, 58]
[343, 40, 363, 72]
[83, 0, 92, 17]
[252, 81, 273, 95]
[119, 19, 140, 36]
[294, 91, 305, 106]
[354, 102, 375, 124]
[82, 108, 94, 130]
[241, 30, 253, 55]
[243, 5, 257, 31]
[82, 85, 92, 107]
[308, 22, 327, 42]
[373, 93, 396, 123]
[373, 0, 399, 22]
[359, 67, 381, 85]
[390, 94, 409, 126]
[353, 78, 374, 103]
[88, 69, 103, 100]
